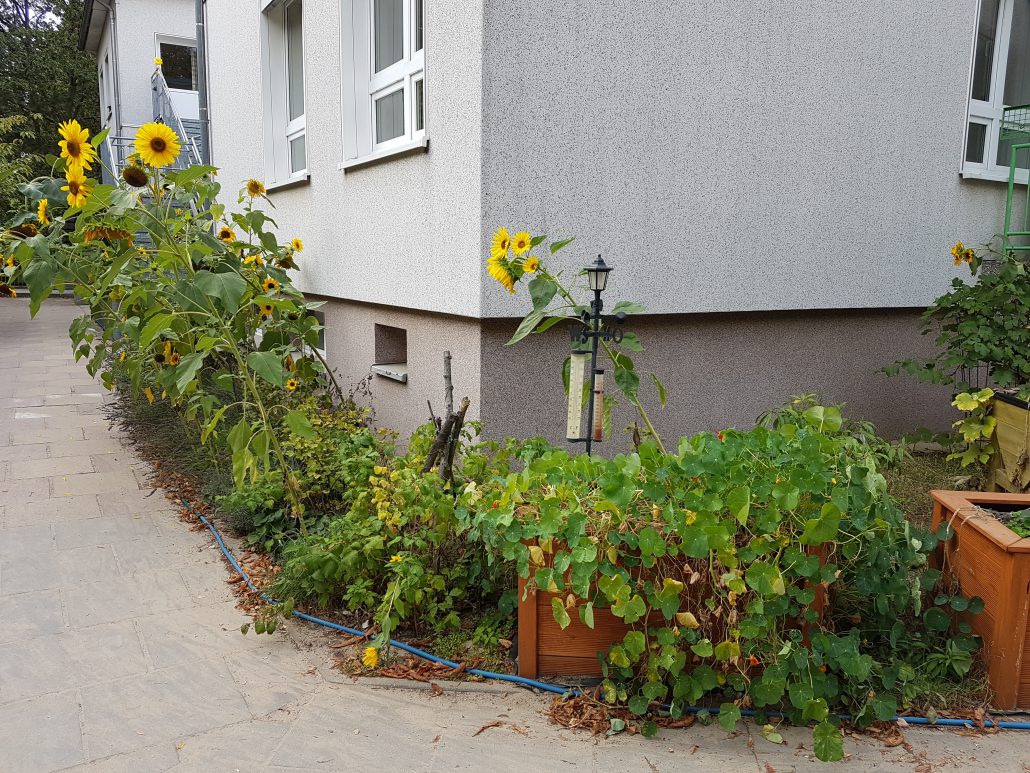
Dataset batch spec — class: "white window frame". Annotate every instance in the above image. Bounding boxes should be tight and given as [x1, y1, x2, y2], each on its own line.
[962, 0, 1029, 182]
[261, 0, 308, 185]
[154, 34, 198, 95]
[98, 51, 114, 127]
[340, 0, 427, 168]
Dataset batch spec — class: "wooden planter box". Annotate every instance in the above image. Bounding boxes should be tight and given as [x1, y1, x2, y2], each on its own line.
[517, 548, 826, 680]
[929, 489, 1030, 710]
[988, 394, 1030, 494]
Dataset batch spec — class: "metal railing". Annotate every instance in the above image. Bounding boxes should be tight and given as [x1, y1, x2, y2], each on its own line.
[150, 70, 203, 169]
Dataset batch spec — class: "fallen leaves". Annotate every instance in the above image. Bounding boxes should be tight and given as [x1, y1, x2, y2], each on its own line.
[547, 695, 696, 736]
[473, 720, 504, 737]
[378, 656, 478, 683]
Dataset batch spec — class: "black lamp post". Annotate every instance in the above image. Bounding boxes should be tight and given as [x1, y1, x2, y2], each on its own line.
[568, 255, 623, 455]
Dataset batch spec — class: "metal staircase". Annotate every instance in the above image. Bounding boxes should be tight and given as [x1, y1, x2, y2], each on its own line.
[100, 71, 204, 184]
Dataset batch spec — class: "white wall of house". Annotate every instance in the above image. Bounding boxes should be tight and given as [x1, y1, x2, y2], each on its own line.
[204, 0, 485, 318]
[112, 0, 197, 132]
[479, 0, 1012, 317]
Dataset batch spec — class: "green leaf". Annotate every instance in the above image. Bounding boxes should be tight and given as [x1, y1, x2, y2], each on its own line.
[173, 352, 205, 393]
[628, 695, 650, 716]
[506, 309, 544, 345]
[549, 237, 575, 254]
[638, 526, 666, 558]
[285, 409, 316, 438]
[802, 405, 843, 432]
[691, 639, 714, 657]
[579, 601, 595, 629]
[802, 698, 829, 722]
[551, 597, 571, 630]
[813, 721, 844, 762]
[613, 366, 640, 400]
[611, 593, 647, 624]
[247, 350, 285, 387]
[195, 270, 248, 313]
[726, 485, 751, 525]
[718, 703, 741, 731]
[611, 301, 646, 315]
[745, 561, 785, 596]
[714, 640, 740, 661]
[640, 720, 658, 738]
[923, 607, 950, 632]
[623, 630, 646, 659]
[801, 502, 842, 545]
[20, 259, 54, 316]
[651, 373, 666, 407]
[528, 275, 558, 311]
[607, 718, 626, 735]
[139, 312, 174, 349]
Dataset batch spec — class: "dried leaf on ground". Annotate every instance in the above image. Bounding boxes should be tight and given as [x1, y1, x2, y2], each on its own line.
[473, 720, 504, 737]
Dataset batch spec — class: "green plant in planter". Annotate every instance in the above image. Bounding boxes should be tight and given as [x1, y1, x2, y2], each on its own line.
[0, 118, 331, 532]
[887, 242, 1030, 392]
[459, 405, 981, 761]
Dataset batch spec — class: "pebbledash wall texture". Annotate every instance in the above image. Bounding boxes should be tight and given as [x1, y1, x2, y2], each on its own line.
[201, 0, 1007, 445]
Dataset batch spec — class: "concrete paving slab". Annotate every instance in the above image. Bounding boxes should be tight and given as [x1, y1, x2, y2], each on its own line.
[0, 475, 51, 500]
[9, 455, 95, 480]
[0, 691, 85, 772]
[58, 742, 179, 773]
[64, 569, 193, 628]
[0, 588, 66, 643]
[55, 513, 161, 550]
[0, 523, 54, 559]
[97, 489, 178, 518]
[9, 427, 85, 445]
[47, 437, 124, 458]
[51, 471, 140, 498]
[1, 544, 119, 595]
[2, 495, 102, 526]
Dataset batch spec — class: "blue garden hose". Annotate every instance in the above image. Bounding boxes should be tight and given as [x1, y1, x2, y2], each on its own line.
[190, 503, 1030, 731]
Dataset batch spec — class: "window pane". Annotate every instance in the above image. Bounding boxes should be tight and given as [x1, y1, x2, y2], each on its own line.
[966, 122, 987, 163]
[414, 0, 423, 52]
[160, 43, 197, 91]
[972, 0, 1001, 101]
[374, 0, 403, 72]
[375, 89, 405, 143]
[290, 135, 306, 173]
[998, 0, 1030, 167]
[415, 78, 424, 131]
[286, 1, 305, 122]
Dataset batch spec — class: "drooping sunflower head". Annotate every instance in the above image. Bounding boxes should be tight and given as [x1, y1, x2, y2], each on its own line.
[134, 122, 181, 168]
[218, 226, 236, 242]
[285, 378, 299, 392]
[491, 227, 511, 260]
[9, 223, 37, 239]
[950, 241, 965, 258]
[291, 238, 303, 252]
[246, 179, 266, 198]
[523, 255, 540, 274]
[362, 646, 379, 669]
[511, 231, 532, 256]
[57, 119, 97, 173]
[84, 226, 134, 244]
[262, 277, 280, 293]
[276, 253, 297, 270]
[122, 164, 148, 188]
[37, 199, 49, 226]
[487, 255, 516, 293]
[0, 284, 16, 298]
[61, 171, 91, 208]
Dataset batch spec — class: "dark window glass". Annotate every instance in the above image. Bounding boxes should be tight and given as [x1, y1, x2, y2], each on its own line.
[160, 42, 197, 91]
[966, 122, 988, 164]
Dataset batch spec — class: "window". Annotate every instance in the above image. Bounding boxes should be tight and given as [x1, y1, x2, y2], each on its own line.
[341, 0, 426, 165]
[99, 52, 114, 125]
[370, 324, 408, 383]
[261, 0, 307, 184]
[963, 0, 1030, 178]
[158, 40, 198, 91]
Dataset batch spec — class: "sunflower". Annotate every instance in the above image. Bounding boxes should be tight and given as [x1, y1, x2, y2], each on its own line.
[512, 231, 532, 255]
[257, 301, 274, 318]
[491, 227, 511, 259]
[218, 226, 236, 242]
[0, 284, 16, 297]
[84, 226, 134, 244]
[243, 254, 265, 267]
[362, 646, 379, 669]
[5, 256, 14, 268]
[277, 253, 296, 270]
[62, 171, 91, 208]
[285, 378, 299, 391]
[247, 179, 266, 198]
[37, 199, 49, 226]
[122, 164, 148, 188]
[262, 277, 280, 293]
[168, 352, 181, 366]
[57, 120, 97, 173]
[523, 255, 540, 273]
[950, 241, 964, 258]
[134, 122, 181, 168]
[9, 223, 37, 238]
[389, 555, 403, 564]
[291, 238, 303, 252]
[487, 255, 516, 293]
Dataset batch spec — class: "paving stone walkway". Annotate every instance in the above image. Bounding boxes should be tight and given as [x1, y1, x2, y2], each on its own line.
[1, 298, 1027, 772]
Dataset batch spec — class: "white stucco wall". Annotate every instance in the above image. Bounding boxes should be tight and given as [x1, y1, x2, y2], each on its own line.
[203, 0, 484, 318]
[112, 0, 196, 132]
[480, 0, 1011, 317]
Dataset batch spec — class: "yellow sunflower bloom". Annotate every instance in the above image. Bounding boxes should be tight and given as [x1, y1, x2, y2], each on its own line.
[244, 254, 265, 267]
[134, 122, 181, 168]
[491, 227, 511, 260]
[168, 352, 181, 366]
[950, 241, 964, 258]
[57, 120, 97, 173]
[247, 179, 266, 198]
[153, 56, 163, 66]
[487, 255, 516, 293]
[511, 231, 532, 255]
[262, 277, 280, 293]
[389, 555, 403, 564]
[61, 171, 91, 208]
[285, 378, 299, 391]
[523, 255, 540, 273]
[291, 238, 303, 252]
[37, 199, 50, 226]
[362, 646, 379, 669]
[218, 226, 236, 242]
[5, 256, 14, 268]
[119, 351, 126, 363]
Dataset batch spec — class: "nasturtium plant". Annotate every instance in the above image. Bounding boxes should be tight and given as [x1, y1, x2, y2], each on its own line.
[458, 403, 982, 761]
